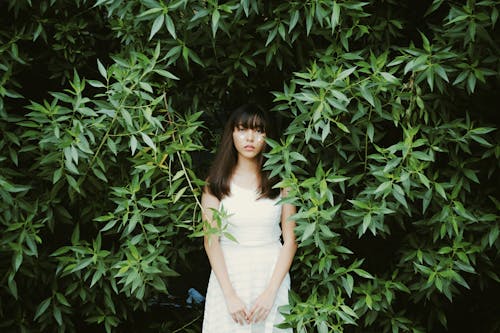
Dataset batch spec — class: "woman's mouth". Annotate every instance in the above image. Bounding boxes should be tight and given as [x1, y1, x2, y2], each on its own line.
[244, 145, 255, 150]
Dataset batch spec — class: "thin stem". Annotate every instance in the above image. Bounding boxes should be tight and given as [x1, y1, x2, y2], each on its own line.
[363, 107, 373, 172]
[171, 314, 202, 333]
[84, 113, 118, 176]
[162, 94, 205, 222]
[83, 78, 139, 179]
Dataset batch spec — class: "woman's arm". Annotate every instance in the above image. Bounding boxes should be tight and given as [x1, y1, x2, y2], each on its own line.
[249, 188, 297, 323]
[202, 189, 249, 324]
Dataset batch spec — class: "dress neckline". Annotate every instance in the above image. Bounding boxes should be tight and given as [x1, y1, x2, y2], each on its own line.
[231, 181, 259, 193]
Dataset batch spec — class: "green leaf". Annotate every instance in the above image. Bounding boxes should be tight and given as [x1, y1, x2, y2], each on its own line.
[335, 245, 353, 254]
[167, 0, 186, 11]
[331, 1, 340, 32]
[72, 224, 80, 245]
[8, 274, 18, 299]
[305, 10, 313, 35]
[434, 182, 447, 200]
[349, 199, 370, 210]
[470, 135, 492, 147]
[341, 274, 354, 297]
[435, 65, 449, 82]
[141, 133, 156, 150]
[190, 8, 209, 21]
[55, 293, 70, 307]
[53, 168, 63, 184]
[91, 269, 104, 287]
[173, 186, 187, 203]
[71, 258, 93, 273]
[418, 172, 431, 188]
[336, 67, 356, 81]
[92, 167, 108, 182]
[489, 225, 499, 247]
[137, 7, 163, 18]
[144, 224, 160, 233]
[139, 82, 153, 93]
[453, 201, 476, 221]
[100, 219, 117, 232]
[362, 214, 371, 233]
[423, 188, 432, 213]
[153, 69, 179, 80]
[463, 169, 479, 183]
[211, 9, 220, 38]
[318, 321, 328, 333]
[289, 10, 299, 32]
[366, 122, 374, 142]
[301, 223, 316, 241]
[266, 27, 278, 47]
[278, 24, 286, 40]
[365, 293, 373, 309]
[223, 232, 238, 243]
[149, 14, 165, 40]
[467, 73, 476, 93]
[164, 14, 176, 39]
[380, 71, 399, 84]
[354, 268, 374, 279]
[34, 297, 52, 320]
[335, 121, 350, 133]
[412, 151, 434, 161]
[53, 305, 62, 325]
[66, 175, 81, 193]
[87, 79, 105, 88]
[290, 152, 307, 162]
[374, 181, 392, 194]
[13, 250, 23, 272]
[453, 70, 469, 85]
[492, 7, 499, 25]
[359, 84, 375, 107]
[425, 0, 445, 16]
[25, 235, 38, 257]
[450, 270, 470, 289]
[470, 127, 495, 135]
[340, 304, 359, 318]
[97, 59, 107, 79]
[187, 47, 205, 67]
[130, 135, 138, 155]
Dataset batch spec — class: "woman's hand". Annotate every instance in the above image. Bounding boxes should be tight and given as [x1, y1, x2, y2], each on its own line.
[225, 292, 249, 325]
[248, 289, 277, 323]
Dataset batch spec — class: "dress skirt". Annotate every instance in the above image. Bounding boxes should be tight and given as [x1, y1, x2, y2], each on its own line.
[202, 242, 291, 333]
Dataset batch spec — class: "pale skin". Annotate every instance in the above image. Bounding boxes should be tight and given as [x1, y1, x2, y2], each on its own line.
[202, 125, 297, 325]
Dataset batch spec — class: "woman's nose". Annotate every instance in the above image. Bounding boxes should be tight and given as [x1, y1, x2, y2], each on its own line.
[245, 129, 255, 141]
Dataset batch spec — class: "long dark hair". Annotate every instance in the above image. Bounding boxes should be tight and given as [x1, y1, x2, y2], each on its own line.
[207, 104, 280, 200]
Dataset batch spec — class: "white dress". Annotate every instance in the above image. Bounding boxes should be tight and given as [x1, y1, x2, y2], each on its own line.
[202, 182, 292, 333]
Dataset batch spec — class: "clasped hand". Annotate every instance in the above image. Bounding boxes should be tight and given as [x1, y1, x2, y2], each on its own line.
[226, 293, 249, 325]
[226, 289, 276, 325]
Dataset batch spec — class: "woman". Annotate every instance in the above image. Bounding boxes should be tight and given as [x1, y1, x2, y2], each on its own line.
[202, 104, 297, 333]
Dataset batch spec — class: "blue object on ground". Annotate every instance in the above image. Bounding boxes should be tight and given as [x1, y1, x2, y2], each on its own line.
[186, 287, 205, 305]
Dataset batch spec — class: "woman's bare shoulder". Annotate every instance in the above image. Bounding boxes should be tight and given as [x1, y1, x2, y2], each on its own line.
[202, 184, 220, 207]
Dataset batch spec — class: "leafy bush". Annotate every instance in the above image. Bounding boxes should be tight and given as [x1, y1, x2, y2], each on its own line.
[0, 0, 499, 332]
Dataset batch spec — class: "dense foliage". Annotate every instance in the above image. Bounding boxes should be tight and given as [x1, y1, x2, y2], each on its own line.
[1, 0, 499, 332]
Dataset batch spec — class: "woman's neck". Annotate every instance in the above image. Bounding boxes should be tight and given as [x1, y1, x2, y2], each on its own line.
[235, 155, 259, 173]
[232, 156, 260, 186]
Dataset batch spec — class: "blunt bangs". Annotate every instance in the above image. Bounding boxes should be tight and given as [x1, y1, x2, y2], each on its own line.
[232, 109, 267, 133]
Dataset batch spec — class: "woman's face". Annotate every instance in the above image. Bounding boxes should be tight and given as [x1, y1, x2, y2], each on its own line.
[232, 123, 266, 160]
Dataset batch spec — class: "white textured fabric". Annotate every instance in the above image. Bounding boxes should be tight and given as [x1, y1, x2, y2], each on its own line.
[203, 183, 292, 333]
